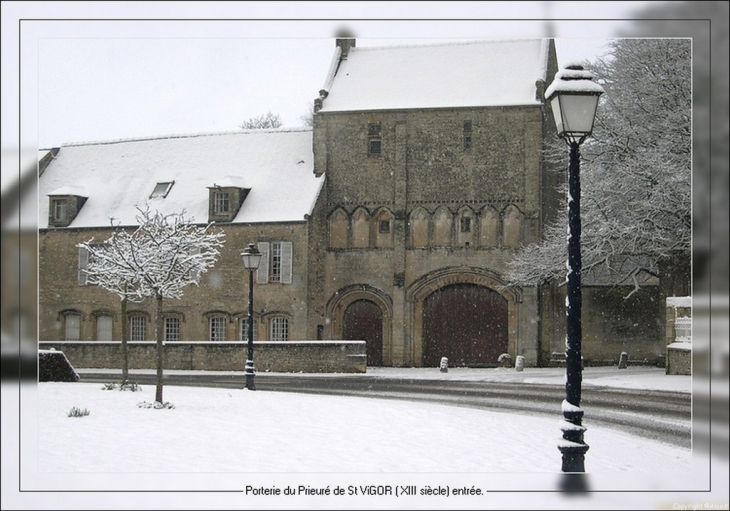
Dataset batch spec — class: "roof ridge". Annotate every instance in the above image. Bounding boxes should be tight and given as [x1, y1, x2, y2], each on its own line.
[351, 37, 546, 52]
[61, 126, 313, 148]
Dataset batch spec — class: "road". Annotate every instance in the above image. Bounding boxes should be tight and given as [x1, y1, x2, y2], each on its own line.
[78, 371, 693, 450]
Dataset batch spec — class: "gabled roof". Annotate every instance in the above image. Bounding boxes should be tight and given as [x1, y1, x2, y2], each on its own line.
[38, 128, 322, 228]
[318, 39, 551, 113]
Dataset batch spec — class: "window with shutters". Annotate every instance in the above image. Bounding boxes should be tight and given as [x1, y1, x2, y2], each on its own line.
[256, 241, 293, 285]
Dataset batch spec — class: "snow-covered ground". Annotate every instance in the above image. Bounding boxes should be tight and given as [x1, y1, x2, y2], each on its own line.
[3, 365, 728, 510]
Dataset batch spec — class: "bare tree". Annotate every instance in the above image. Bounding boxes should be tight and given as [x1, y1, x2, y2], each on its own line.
[239, 111, 283, 129]
[79, 207, 225, 403]
[506, 38, 691, 298]
[79, 223, 143, 385]
[300, 103, 314, 127]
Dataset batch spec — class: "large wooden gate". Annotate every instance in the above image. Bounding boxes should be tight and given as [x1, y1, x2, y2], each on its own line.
[422, 284, 507, 367]
[343, 299, 383, 366]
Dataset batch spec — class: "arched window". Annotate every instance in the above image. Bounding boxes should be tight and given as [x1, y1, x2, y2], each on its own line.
[270, 317, 289, 342]
[129, 314, 147, 342]
[502, 205, 524, 247]
[64, 312, 81, 341]
[328, 208, 349, 249]
[209, 315, 228, 342]
[95, 314, 113, 342]
[409, 207, 430, 248]
[352, 208, 371, 248]
[239, 316, 258, 342]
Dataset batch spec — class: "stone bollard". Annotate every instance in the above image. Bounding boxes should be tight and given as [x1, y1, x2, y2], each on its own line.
[515, 355, 525, 372]
[439, 357, 449, 373]
[497, 353, 512, 368]
[618, 351, 628, 369]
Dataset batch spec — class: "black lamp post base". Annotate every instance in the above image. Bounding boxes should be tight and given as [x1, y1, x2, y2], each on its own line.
[558, 444, 589, 473]
[245, 361, 256, 391]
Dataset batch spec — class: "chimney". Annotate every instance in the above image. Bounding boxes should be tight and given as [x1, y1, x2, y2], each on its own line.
[336, 37, 356, 59]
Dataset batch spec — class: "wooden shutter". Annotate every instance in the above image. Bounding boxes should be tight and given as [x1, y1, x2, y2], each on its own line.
[78, 247, 89, 286]
[281, 242, 292, 284]
[257, 242, 269, 284]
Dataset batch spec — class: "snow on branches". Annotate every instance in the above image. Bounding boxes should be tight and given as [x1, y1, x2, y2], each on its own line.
[78, 206, 226, 301]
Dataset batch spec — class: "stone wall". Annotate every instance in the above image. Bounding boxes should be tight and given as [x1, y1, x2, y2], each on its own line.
[39, 222, 312, 343]
[665, 296, 692, 375]
[38, 340, 367, 373]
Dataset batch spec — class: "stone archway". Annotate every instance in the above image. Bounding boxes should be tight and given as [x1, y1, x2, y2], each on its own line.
[422, 283, 507, 367]
[327, 285, 393, 366]
[407, 267, 521, 367]
[343, 299, 383, 366]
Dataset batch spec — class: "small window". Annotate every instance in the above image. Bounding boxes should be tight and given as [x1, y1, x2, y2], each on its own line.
[52, 199, 68, 222]
[270, 242, 283, 283]
[270, 317, 289, 342]
[239, 317, 258, 342]
[96, 315, 113, 342]
[379, 220, 391, 234]
[64, 313, 81, 341]
[150, 181, 174, 199]
[460, 217, 472, 233]
[209, 316, 227, 342]
[368, 123, 382, 156]
[463, 120, 472, 150]
[257, 241, 293, 285]
[214, 191, 230, 214]
[129, 315, 146, 342]
[164, 316, 181, 342]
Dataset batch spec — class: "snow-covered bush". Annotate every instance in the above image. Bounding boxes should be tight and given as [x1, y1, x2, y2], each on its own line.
[67, 406, 90, 418]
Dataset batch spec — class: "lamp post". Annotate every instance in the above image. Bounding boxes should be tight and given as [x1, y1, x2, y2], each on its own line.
[545, 62, 604, 473]
[241, 243, 262, 391]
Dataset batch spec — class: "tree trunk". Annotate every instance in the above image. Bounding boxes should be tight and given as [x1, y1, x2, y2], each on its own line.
[121, 296, 129, 384]
[155, 293, 164, 403]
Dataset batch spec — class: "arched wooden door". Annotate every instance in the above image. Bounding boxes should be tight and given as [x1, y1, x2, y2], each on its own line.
[423, 284, 507, 367]
[343, 299, 383, 366]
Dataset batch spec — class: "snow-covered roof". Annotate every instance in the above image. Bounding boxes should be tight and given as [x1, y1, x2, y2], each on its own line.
[38, 128, 323, 227]
[318, 39, 550, 113]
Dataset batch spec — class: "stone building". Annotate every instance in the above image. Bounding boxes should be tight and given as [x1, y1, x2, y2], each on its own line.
[36, 37, 665, 368]
[38, 129, 323, 346]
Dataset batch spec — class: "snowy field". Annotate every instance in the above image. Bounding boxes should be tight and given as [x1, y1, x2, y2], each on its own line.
[4, 364, 728, 510]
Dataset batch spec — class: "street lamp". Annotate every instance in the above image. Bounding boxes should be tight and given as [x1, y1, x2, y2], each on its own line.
[545, 62, 604, 473]
[241, 243, 262, 390]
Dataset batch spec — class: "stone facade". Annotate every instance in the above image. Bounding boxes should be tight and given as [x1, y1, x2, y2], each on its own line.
[39, 222, 312, 344]
[33, 38, 669, 371]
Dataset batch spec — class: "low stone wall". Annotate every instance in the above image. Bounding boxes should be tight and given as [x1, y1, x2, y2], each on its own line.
[38, 341, 367, 373]
[665, 296, 692, 376]
[666, 343, 691, 376]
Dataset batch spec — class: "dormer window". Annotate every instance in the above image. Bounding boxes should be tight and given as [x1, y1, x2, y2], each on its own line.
[47, 192, 88, 228]
[52, 199, 68, 223]
[150, 181, 174, 199]
[214, 191, 230, 214]
[207, 185, 249, 223]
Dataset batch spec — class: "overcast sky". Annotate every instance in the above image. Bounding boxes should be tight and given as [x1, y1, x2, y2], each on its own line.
[1, 1, 662, 153]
